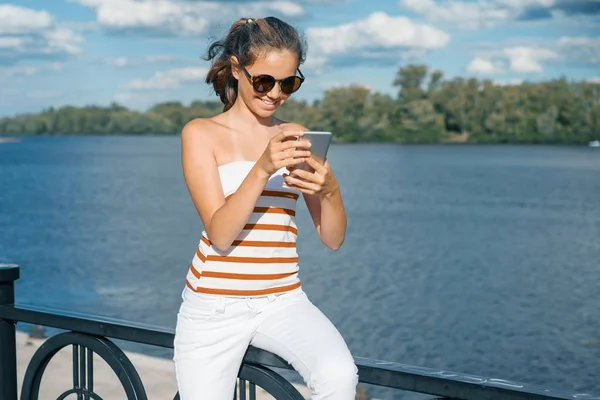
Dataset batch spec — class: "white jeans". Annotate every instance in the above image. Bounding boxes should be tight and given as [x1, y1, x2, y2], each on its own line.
[173, 287, 358, 399]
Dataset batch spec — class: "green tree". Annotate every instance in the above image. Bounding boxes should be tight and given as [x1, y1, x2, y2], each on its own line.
[1, 65, 598, 144]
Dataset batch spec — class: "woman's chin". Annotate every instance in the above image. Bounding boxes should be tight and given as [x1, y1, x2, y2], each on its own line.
[252, 99, 281, 118]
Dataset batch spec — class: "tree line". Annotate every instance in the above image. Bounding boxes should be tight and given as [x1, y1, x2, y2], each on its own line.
[1, 65, 598, 144]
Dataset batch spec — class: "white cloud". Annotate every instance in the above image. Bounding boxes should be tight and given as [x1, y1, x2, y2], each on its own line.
[43, 27, 82, 54]
[503, 46, 559, 73]
[0, 37, 26, 49]
[467, 57, 502, 74]
[468, 35, 597, 76]
[303, 0, 346, 3]
[0, 63, 63, 78]
[74, 0, 118, 6]
[0, 66, 39, 77]
[96, 1, 208, 36]
[0, 5, 82, 62]
[112, 56, 129, 68]
[400, 0, 512, 29]
[306, 12, 450, 69]
[107, 54, 193, 68]
[0, 4, 54, 34]
[557, 36, 600, 65]
[399, 0, 596, 30]
[113, 65, 210, 111]
[126, 67, 209, 90]
[467, 46, 559, 74]
[71, 0, 304, 36]
[265, 1, 304, 16]
[588, 76, 600, 83]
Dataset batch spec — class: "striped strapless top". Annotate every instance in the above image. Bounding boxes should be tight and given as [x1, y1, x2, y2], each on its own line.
[184, 161, 302, 297]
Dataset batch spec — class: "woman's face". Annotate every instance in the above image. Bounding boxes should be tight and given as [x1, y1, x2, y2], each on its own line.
[233, 50, 299, 118]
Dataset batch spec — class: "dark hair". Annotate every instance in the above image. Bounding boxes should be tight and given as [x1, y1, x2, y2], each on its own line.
[204, 17, 307, 111]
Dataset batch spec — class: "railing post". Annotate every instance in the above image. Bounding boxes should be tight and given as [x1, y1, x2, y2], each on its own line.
[0, 264, 20, 400]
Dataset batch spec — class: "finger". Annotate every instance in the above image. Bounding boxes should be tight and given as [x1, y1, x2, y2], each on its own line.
[285, 184, 316, 195]
[269, 125, 284, 138]
[271, 129, 294, 143]
[289, 168, 314, 181]
[282, 157, 308, 168]
[296, 139, 312, 149]
[277, 147, 311, 161]
[279, 139, 311, 151]
[293, 150, 312, 159]
[278, 149, 310, 161]
[275, 140, 302, 153]
[284, 174, 320, 192]
[285, 183, 317, 196]
[277, 130, 304, 142]
[282, 172, 317, 194]
[279, 148, 295, 161]
[305, 157, 327, 174]
[292, 168, 325, 186]
[283, 129, 304, 137]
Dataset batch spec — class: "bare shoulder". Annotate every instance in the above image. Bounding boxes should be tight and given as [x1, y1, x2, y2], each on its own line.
[181, 117, 217, 144]
[180, 118, 225, 170]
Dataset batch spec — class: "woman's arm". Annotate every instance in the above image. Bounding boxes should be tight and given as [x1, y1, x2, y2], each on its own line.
[301, 163, 347, 250]
[279, 123, 347, 250]
[181, 119, 310, 251]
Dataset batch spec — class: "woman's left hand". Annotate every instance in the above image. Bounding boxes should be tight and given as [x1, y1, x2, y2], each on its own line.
[283, 158, 339, 197]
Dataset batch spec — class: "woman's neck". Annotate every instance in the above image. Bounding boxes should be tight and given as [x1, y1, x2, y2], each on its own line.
[228, 99, 274, 129]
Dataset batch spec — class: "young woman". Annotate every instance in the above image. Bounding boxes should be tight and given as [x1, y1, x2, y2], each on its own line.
[173, 16, 358, 399]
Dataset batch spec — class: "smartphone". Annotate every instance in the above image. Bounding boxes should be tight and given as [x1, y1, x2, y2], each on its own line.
[297, 131, 332, 170]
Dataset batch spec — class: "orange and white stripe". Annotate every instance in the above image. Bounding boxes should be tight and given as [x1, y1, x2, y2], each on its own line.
[185, 163, 303, 297]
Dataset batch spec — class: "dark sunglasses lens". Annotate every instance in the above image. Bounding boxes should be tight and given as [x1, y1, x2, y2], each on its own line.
[252, 75, 275, 93]
[281, 77, 303, 94]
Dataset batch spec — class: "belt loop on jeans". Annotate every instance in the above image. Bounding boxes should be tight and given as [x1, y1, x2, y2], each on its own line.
[245, 298, 260, 316]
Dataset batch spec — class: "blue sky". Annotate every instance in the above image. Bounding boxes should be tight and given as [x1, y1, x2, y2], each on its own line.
[1, 0, 599, 116]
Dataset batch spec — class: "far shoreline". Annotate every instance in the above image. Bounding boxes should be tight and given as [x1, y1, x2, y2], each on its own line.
[0, 133, 596, 147]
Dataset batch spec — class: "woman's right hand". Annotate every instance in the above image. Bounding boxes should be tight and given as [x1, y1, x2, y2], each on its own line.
[256, 129, 312, 177]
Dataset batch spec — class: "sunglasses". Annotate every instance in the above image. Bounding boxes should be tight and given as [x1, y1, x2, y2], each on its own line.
[241, 65, 305, 95]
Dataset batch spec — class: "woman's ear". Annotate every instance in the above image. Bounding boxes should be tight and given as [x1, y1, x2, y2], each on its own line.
[230, 55, 241, 80]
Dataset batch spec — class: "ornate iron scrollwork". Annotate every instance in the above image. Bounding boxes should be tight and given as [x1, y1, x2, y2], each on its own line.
[21, 332, 147, 400]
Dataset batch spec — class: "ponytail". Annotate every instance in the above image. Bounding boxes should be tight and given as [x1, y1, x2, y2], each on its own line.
[205, 19, 246, 111]
[204, 41, 238, 111]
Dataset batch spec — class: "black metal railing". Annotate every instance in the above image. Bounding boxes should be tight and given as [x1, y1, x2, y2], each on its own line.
[1, 264, 598, 400]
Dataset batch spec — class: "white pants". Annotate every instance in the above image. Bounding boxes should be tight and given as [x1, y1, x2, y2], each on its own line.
[173, 287, 358, 399]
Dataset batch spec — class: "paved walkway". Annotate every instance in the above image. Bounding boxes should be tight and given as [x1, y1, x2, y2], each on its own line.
[15, 331, 311, 399]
